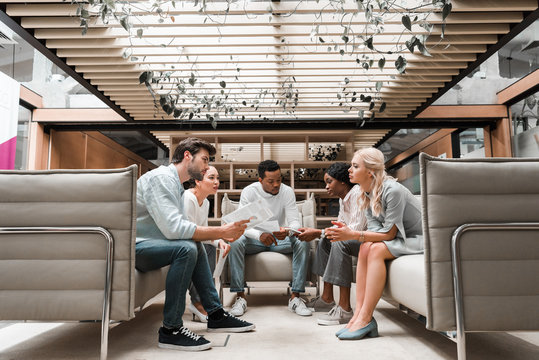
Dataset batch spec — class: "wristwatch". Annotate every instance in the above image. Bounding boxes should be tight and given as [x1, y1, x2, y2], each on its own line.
[320, 229, 325, 239]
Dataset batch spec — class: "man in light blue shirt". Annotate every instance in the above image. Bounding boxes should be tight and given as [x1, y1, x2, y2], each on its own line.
[136, 137, 254, 352]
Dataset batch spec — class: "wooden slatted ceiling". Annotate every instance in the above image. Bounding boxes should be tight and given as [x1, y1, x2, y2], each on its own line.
[3, 0, 536, 122]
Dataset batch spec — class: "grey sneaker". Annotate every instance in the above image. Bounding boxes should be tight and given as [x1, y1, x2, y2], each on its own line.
[288, 297, 312, 316]
[317, 305, 353, 326]
[305, 296, 335, 312]
[229, 297, 247, 317]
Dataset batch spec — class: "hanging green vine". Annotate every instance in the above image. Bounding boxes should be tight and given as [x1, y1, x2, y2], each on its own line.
[71, 0, 453, 128]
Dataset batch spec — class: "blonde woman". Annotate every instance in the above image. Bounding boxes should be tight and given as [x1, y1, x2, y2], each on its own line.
[184, 166, 231, 322]
[325, 147, 423, 340]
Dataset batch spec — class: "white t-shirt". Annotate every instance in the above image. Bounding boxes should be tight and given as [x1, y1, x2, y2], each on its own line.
[183, 189, 217, 246]
[240, 182, 301, 241]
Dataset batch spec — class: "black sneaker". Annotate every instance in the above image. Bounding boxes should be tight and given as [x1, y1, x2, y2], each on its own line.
[158, 326, 212, 351]
[207, 312, 256, 333]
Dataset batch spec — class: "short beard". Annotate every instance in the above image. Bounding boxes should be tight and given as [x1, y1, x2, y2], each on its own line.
[187, 164, 203, 181]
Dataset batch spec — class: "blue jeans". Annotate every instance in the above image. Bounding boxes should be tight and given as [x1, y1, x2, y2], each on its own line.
[136, 239, 222, 328]
[228, 235, 310, 293]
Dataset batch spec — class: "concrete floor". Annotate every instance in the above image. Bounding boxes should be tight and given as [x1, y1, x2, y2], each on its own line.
[1, 285, 538, 360]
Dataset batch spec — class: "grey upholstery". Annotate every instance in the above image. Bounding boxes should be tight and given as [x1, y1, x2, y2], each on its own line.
[419, 153, 539, 332]
[220, 193, 318, 287]
[0, 166, 166, 323]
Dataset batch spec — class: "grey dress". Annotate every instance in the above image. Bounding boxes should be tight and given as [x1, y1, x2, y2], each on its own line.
[365, 179, 424, 257]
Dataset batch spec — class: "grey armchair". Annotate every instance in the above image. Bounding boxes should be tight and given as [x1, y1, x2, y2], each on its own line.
[0, 165, 168, 360]
[419, 153, 539, 359]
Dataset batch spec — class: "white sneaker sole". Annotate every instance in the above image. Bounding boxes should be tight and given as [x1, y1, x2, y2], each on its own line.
[317, 318, 350, 326]
[158, 341, 212, 351]
[207, 324, 256, 333]
[288, 307, 312, 316]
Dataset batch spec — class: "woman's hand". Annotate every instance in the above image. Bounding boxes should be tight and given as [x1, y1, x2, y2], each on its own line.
[218, 239, 231, 257]
[325, 221, 357, 242]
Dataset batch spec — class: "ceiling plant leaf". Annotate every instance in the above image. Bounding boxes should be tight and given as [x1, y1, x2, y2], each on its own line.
[72, 0, 449, 127]
[401, 15, 412, 31]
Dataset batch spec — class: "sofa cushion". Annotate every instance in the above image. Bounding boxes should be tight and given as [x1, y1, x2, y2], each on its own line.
[384, 254, 427, 317]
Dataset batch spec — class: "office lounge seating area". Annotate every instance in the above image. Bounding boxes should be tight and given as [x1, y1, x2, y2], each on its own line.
[1, 156, 539, 359]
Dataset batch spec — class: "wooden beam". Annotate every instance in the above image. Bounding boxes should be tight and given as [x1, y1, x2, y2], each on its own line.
[497, 68, 539, 105]
[416, 105, 508, 119]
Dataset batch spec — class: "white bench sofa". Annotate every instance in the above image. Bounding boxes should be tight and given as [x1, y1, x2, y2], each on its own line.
[219, 193, 319, 296]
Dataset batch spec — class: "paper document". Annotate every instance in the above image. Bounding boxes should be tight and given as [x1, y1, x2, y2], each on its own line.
[254, 220, 280, 233]
[213, 249, 228, 280]
[221, 198, 273, 230]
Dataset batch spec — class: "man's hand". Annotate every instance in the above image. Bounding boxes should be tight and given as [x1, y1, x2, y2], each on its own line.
[260, 232, 277, 246]
[272, 227, 288, 241]
[297, 227, 322, 242]
[221, 219, 250, 242]
[218, 239, 231, 257]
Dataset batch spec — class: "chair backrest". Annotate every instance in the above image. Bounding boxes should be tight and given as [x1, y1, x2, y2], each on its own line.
[0, 166, 138, 321]
[419, 153, 539, 332]
[221, 193, 317, 228]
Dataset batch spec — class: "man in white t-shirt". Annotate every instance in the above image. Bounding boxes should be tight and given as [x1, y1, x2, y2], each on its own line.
[228, 160, 312, 317]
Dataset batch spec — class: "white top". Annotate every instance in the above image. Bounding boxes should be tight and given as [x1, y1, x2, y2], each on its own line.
[240, 182, 301, 241]
[338, 184, 367, 231]
[183, 189, 217, 247]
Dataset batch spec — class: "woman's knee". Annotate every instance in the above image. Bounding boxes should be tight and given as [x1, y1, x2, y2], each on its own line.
[367, 242, 391, 261]
[359, 242, 373, 260]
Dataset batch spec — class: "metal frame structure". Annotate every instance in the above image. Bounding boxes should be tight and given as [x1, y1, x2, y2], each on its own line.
[0, 227, 114, 360]
[451, 222, 539, 360]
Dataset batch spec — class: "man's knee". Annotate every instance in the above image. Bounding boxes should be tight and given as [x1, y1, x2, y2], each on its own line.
[230, 235, 247, 252]
[172, 240, 198, 261]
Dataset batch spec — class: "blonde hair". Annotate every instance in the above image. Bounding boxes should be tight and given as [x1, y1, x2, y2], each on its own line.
[355, 148, 394, 217]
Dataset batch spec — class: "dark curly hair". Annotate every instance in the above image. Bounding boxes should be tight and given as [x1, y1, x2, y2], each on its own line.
[326, 162, 352, 187]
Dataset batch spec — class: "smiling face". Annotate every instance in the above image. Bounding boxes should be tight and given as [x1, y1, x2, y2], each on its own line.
[197, 166, 219, 195]
[259, 169, 282, 195]
[349, 153, 372, 189]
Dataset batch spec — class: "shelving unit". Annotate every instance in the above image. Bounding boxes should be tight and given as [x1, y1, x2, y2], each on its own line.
[152, 129, 390, 226]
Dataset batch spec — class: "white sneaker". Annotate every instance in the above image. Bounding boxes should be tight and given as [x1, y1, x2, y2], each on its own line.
[230, 297, 247, 317]
[288, 297, 312, 316]
[317, 305, 353, 326]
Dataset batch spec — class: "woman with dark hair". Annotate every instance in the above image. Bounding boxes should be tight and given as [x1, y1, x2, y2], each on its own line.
[299, 162, 367, 326]
[183, 166, 230, 322]
[327, 148, 423, 340]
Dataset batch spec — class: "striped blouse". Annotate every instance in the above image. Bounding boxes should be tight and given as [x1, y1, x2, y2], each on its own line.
[338, 184, 367, 231]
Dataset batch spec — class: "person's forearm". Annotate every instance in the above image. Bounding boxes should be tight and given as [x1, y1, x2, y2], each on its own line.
[192, 226, 223, 241]
[350, 227, 397, 243]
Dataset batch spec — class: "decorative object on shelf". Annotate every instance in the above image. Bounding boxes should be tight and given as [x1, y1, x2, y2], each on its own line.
[309, 144, 342, 161]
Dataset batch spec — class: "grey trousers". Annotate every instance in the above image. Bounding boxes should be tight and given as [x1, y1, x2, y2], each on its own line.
[312, 237, 360, 288]
[189, 243, 216, 304]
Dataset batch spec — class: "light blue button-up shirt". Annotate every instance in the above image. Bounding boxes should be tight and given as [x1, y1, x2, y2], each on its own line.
[136, 163, 197, 242]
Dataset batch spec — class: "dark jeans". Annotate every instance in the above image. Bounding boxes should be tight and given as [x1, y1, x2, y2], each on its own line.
[136, 239, 222, 328]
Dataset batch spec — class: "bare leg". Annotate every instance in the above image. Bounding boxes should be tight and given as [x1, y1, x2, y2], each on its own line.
[349, 242, 395, 331]
[193, 301, 207, 316]
[346, 242, 372, 328]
